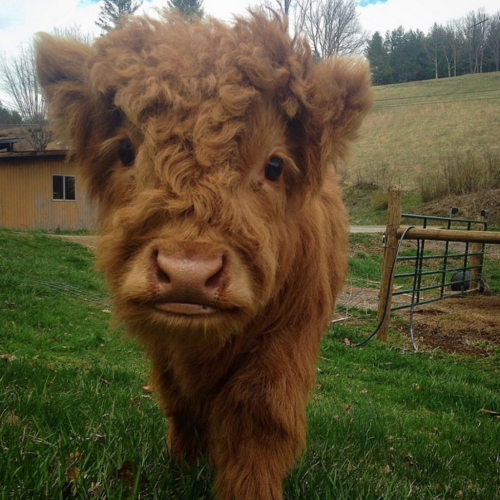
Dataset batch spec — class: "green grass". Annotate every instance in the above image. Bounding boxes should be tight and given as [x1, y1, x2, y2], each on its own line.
[344, 184, 422, 226]
[1, 229, 500, 499]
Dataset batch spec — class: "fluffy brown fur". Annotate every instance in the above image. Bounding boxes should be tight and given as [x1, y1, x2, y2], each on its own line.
[36, 11, 372, 500]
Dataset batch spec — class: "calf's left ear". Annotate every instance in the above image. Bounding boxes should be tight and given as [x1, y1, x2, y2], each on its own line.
[301, 57, 373, 167]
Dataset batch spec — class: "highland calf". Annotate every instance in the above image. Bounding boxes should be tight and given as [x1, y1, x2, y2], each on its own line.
[36, 12, 372, 500]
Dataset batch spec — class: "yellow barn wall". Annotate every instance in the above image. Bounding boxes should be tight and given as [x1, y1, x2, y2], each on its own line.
[0, 155, 97, 230]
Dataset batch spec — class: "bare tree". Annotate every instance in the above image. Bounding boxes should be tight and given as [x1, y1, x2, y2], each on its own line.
[260, 0, 293, 16]
[425, 23, 443, 79]
[294, 0, 368, 58]
[463, 9, 489, 73]
[488, 12, 500, 71]
[0, 45, 51, 150]
[440, 20, 464, 78]
[253, 0, 294, 29]
[52, 24, 95, 44]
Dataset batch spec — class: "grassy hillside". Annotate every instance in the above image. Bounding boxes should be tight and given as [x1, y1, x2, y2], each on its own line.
[347, 73, 500, 195]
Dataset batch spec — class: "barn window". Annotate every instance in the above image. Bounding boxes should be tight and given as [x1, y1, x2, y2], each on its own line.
[52, 175, 76, 201]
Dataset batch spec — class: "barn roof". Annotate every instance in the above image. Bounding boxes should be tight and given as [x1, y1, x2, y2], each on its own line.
[0, 150, 67, 160]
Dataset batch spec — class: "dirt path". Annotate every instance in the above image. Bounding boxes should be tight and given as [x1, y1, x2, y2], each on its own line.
[52, 234, 98, 250]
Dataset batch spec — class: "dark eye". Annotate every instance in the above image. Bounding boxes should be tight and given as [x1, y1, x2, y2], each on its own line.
[118, 139, 135, 167]
[264, 156, 283, 181]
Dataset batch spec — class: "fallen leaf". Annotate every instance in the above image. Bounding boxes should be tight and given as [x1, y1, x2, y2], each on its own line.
[343, 338, 351, 346]
[113, 461, 149, 488]
[381, 464, 391, 474]
[0, 354, 16, 362]
[7, 410, 21, 427]
[479, 408, 500, 418]
[142, 382, 154, 392]
[67, 450, 82, 462]
[98, 377, 110, 386]
[102, 309, 112, 314]
[66, 467, 80, 481]
[62, 466, 80, 499]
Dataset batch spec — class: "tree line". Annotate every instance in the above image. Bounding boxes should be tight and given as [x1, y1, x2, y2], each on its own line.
[366, 9, 500, 85]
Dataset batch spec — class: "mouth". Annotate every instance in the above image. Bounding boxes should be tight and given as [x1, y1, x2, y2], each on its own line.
[154, 301, 218, 316]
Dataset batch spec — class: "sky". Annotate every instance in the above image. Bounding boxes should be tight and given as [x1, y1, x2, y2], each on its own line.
[0, 0, 499, 105]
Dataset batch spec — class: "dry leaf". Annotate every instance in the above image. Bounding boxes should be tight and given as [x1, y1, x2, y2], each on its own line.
[67, 450, 82, 462]
[66, 467, 80, 481]
[102, 309, 112, 314]
[7, 410, 21, 427]
[479, 408, 500, 418]
[62, 466, 80, 499]
[0, 354, 16, 362]
[113, 461, 149, 488]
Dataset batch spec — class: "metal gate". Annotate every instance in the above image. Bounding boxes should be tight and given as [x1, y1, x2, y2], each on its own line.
[391, 213, 488, 312]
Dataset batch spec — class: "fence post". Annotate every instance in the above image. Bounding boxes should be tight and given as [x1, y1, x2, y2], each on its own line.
[377, 187, 402, 341]
[469, 223, 484, 292]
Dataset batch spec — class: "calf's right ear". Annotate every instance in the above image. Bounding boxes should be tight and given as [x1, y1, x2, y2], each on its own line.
[35, 33, 94, 141]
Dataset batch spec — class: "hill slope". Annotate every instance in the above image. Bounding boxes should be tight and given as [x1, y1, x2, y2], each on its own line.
[347, 73, 500, 191]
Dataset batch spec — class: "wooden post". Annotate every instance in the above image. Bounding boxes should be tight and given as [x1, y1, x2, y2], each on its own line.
[377, 187, 402, 342]
[469, 223, 484, 292]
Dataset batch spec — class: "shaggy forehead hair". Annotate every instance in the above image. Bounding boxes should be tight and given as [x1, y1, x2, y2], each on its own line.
[91, 13, 310, 125]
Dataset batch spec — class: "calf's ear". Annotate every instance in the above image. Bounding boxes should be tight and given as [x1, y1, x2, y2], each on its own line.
[302, 57, 373, 169]
[35, 33, 94, 144]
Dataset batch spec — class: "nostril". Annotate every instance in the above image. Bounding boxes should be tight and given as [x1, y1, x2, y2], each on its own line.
[153, 250, 171, 284]
[205, 255, 226, 289]
[157, 267, 171, 284]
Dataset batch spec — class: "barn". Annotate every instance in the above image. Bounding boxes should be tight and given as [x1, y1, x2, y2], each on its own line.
[0, 147, 97, 231]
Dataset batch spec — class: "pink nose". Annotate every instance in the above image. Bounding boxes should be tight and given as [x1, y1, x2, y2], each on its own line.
[154, 249, 226, 306]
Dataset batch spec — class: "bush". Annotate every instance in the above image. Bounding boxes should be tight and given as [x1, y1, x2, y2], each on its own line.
[416, 151, 500, 202]
[370, 190, 389, 210]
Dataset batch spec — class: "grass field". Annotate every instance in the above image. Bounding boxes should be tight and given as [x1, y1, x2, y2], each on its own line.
[1, 229, 500, 499]
[347, 72, 500, 196]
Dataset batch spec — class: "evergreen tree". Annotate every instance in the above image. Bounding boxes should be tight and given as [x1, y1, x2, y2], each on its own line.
[366, 32, 393, 85]
[0, 103, 22, 127]
[385, 27, 431, 83]
[96, 0, 143, 32]
[168, 0, 204, 23]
